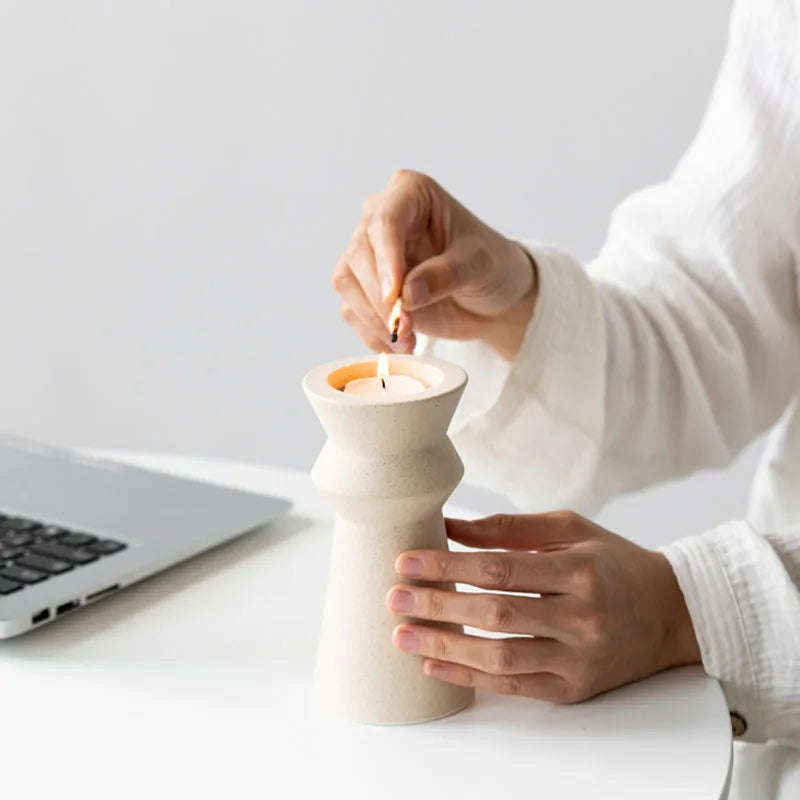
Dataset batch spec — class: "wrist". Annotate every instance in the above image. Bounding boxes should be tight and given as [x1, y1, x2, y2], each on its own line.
[653, 552, 702, 669]
[481, 243, 539, 361]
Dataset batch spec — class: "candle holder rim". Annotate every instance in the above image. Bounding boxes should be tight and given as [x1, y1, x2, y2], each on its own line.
[302, 353, 467, 405]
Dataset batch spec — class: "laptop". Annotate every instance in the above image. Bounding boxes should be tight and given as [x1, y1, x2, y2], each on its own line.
[0, 436, 291, 638]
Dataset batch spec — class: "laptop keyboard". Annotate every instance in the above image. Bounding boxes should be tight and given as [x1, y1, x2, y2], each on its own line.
[0, 514, 127, 596]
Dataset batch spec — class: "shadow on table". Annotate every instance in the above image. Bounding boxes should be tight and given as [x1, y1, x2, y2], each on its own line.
[0, 512, 313, 657]
[454, 665, 722, 735]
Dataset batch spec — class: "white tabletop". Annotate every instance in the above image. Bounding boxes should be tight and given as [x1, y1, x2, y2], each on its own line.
[0, 453, 732, 800]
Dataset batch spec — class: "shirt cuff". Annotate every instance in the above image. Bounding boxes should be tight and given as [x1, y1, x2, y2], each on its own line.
[420, 240, 606, 512]
[660, 522, 762, 742]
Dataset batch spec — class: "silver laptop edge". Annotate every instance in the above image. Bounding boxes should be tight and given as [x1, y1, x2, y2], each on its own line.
[0, 437, 291, 638]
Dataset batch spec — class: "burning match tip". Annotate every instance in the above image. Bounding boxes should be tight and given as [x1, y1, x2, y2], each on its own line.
[389, 297, 403, 344]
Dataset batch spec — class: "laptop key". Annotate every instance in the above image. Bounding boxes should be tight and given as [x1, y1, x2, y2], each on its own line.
[0, 546, 25, 561]
[29, 541, 98, 565]
[0, 576, 22, 594]
[59, 532, 97, 548]
[0, 565, 48, 584]
[1, 531, 34, 547]
[38, 526, 70, 539]
[16, 554, 73, 575]
[87, 539, 127, 555]
[0, 518, 41, 532]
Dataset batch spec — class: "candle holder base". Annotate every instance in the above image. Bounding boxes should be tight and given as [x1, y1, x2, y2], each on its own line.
[303, 354, 475, 725]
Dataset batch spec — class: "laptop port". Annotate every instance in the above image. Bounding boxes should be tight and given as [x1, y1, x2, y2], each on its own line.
[31, 608, 51, 624]
[85, 584, 120, 603]
[56, 600, 79, 616]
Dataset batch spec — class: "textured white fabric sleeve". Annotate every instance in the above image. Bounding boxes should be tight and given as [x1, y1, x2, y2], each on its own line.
[661, 524, 800, 746]
[420, 0, 800, 745]
[423, 0, 800, 514]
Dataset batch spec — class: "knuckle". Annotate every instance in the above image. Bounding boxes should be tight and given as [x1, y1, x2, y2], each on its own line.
[361, 193, 378, 215]
[565, 671, 596, 703]
[580, 612, 608, 647]
[390, 167, 418, 184]
[557, 683, 583, 705]
[367, 209, 397, 236]
[436, 259, 458, 289]
[431, 557, 450, 581]
[331, 267, 350, 293]
[498, 675, 522, 696]
[551, 509, 580, 528]
[582, 569, 602, 599]
[481, 595, 515, 631]
[433, 634, 449, 660]
[575, 553, 604, 598]
[426, 590, 446, 620]
[340, 303, 356, 324]
[487, 641, 517, 675]
[389, 169, 435, 197]
[343, 236, 364, 263]
[486, 513, 516, 533]
[460, 668, 476, 687]
[478, 556, 513, 589]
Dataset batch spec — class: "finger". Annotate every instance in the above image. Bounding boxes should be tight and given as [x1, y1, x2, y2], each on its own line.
[391, 307, 415, 342]
[386, 585, 563, 637]
[389, 330, 416, 355]
[335, 263, 412, 349]
[393, 623, 566, 675]
[400, 245, 464, 311]
[369, 218, 408, 304]
[395, 549, 570, 594]
[422, 659, 570, 703]
[342, 306, 399, 354]
[367, 174, 429, 303]
[336, 269, 390, 337]
[340, 246, 416, 343]
[445, 512, 597, 552]
[336, 232, 391, 316]
[400, 238, 493, 311]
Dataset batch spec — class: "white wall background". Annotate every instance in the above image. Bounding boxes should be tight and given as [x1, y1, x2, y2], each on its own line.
[0, 0, 762, 545]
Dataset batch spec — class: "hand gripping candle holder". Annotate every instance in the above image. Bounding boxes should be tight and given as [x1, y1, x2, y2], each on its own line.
[302, 353, 475, 724]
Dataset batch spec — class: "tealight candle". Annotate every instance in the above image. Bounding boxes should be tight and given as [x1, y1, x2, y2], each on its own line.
[343, 353, 425, 399]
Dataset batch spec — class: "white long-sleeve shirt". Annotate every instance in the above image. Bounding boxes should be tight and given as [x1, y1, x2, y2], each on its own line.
[423, 0, 800, 751]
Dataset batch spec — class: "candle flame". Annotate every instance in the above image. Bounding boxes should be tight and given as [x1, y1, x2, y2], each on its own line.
[378, 352, 389, 379]
[389, 297, 403, 329]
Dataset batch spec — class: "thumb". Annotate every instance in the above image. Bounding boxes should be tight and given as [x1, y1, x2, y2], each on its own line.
[446, 512, 597, 551]
[401, 238, 489, 311]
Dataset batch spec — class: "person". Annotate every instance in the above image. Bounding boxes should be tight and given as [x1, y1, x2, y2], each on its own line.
[331, 0, 800, 761]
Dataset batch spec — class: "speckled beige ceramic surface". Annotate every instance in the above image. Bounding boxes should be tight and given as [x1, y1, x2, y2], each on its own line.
[302, 354, 475, 724]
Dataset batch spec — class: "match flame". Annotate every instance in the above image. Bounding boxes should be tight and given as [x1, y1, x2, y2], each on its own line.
[389, 297, 403, 329]
[378, 352, 389, 379]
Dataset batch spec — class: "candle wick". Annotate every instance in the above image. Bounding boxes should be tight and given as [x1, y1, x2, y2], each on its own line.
[381, 378, 386, 389]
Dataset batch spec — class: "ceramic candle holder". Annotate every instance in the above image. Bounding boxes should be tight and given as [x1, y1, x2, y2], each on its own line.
[302, 353, 475, 724]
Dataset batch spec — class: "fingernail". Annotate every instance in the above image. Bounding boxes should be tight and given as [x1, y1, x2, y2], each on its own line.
[388, 588, 415, 613]
[389, 336, 407, 353]
[424, 660, 447, 678]
[394, 627, 420, 652]
[381, 275, 394, 303]
[405, 277, 429, 307]
[396, 555, 423, 578]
